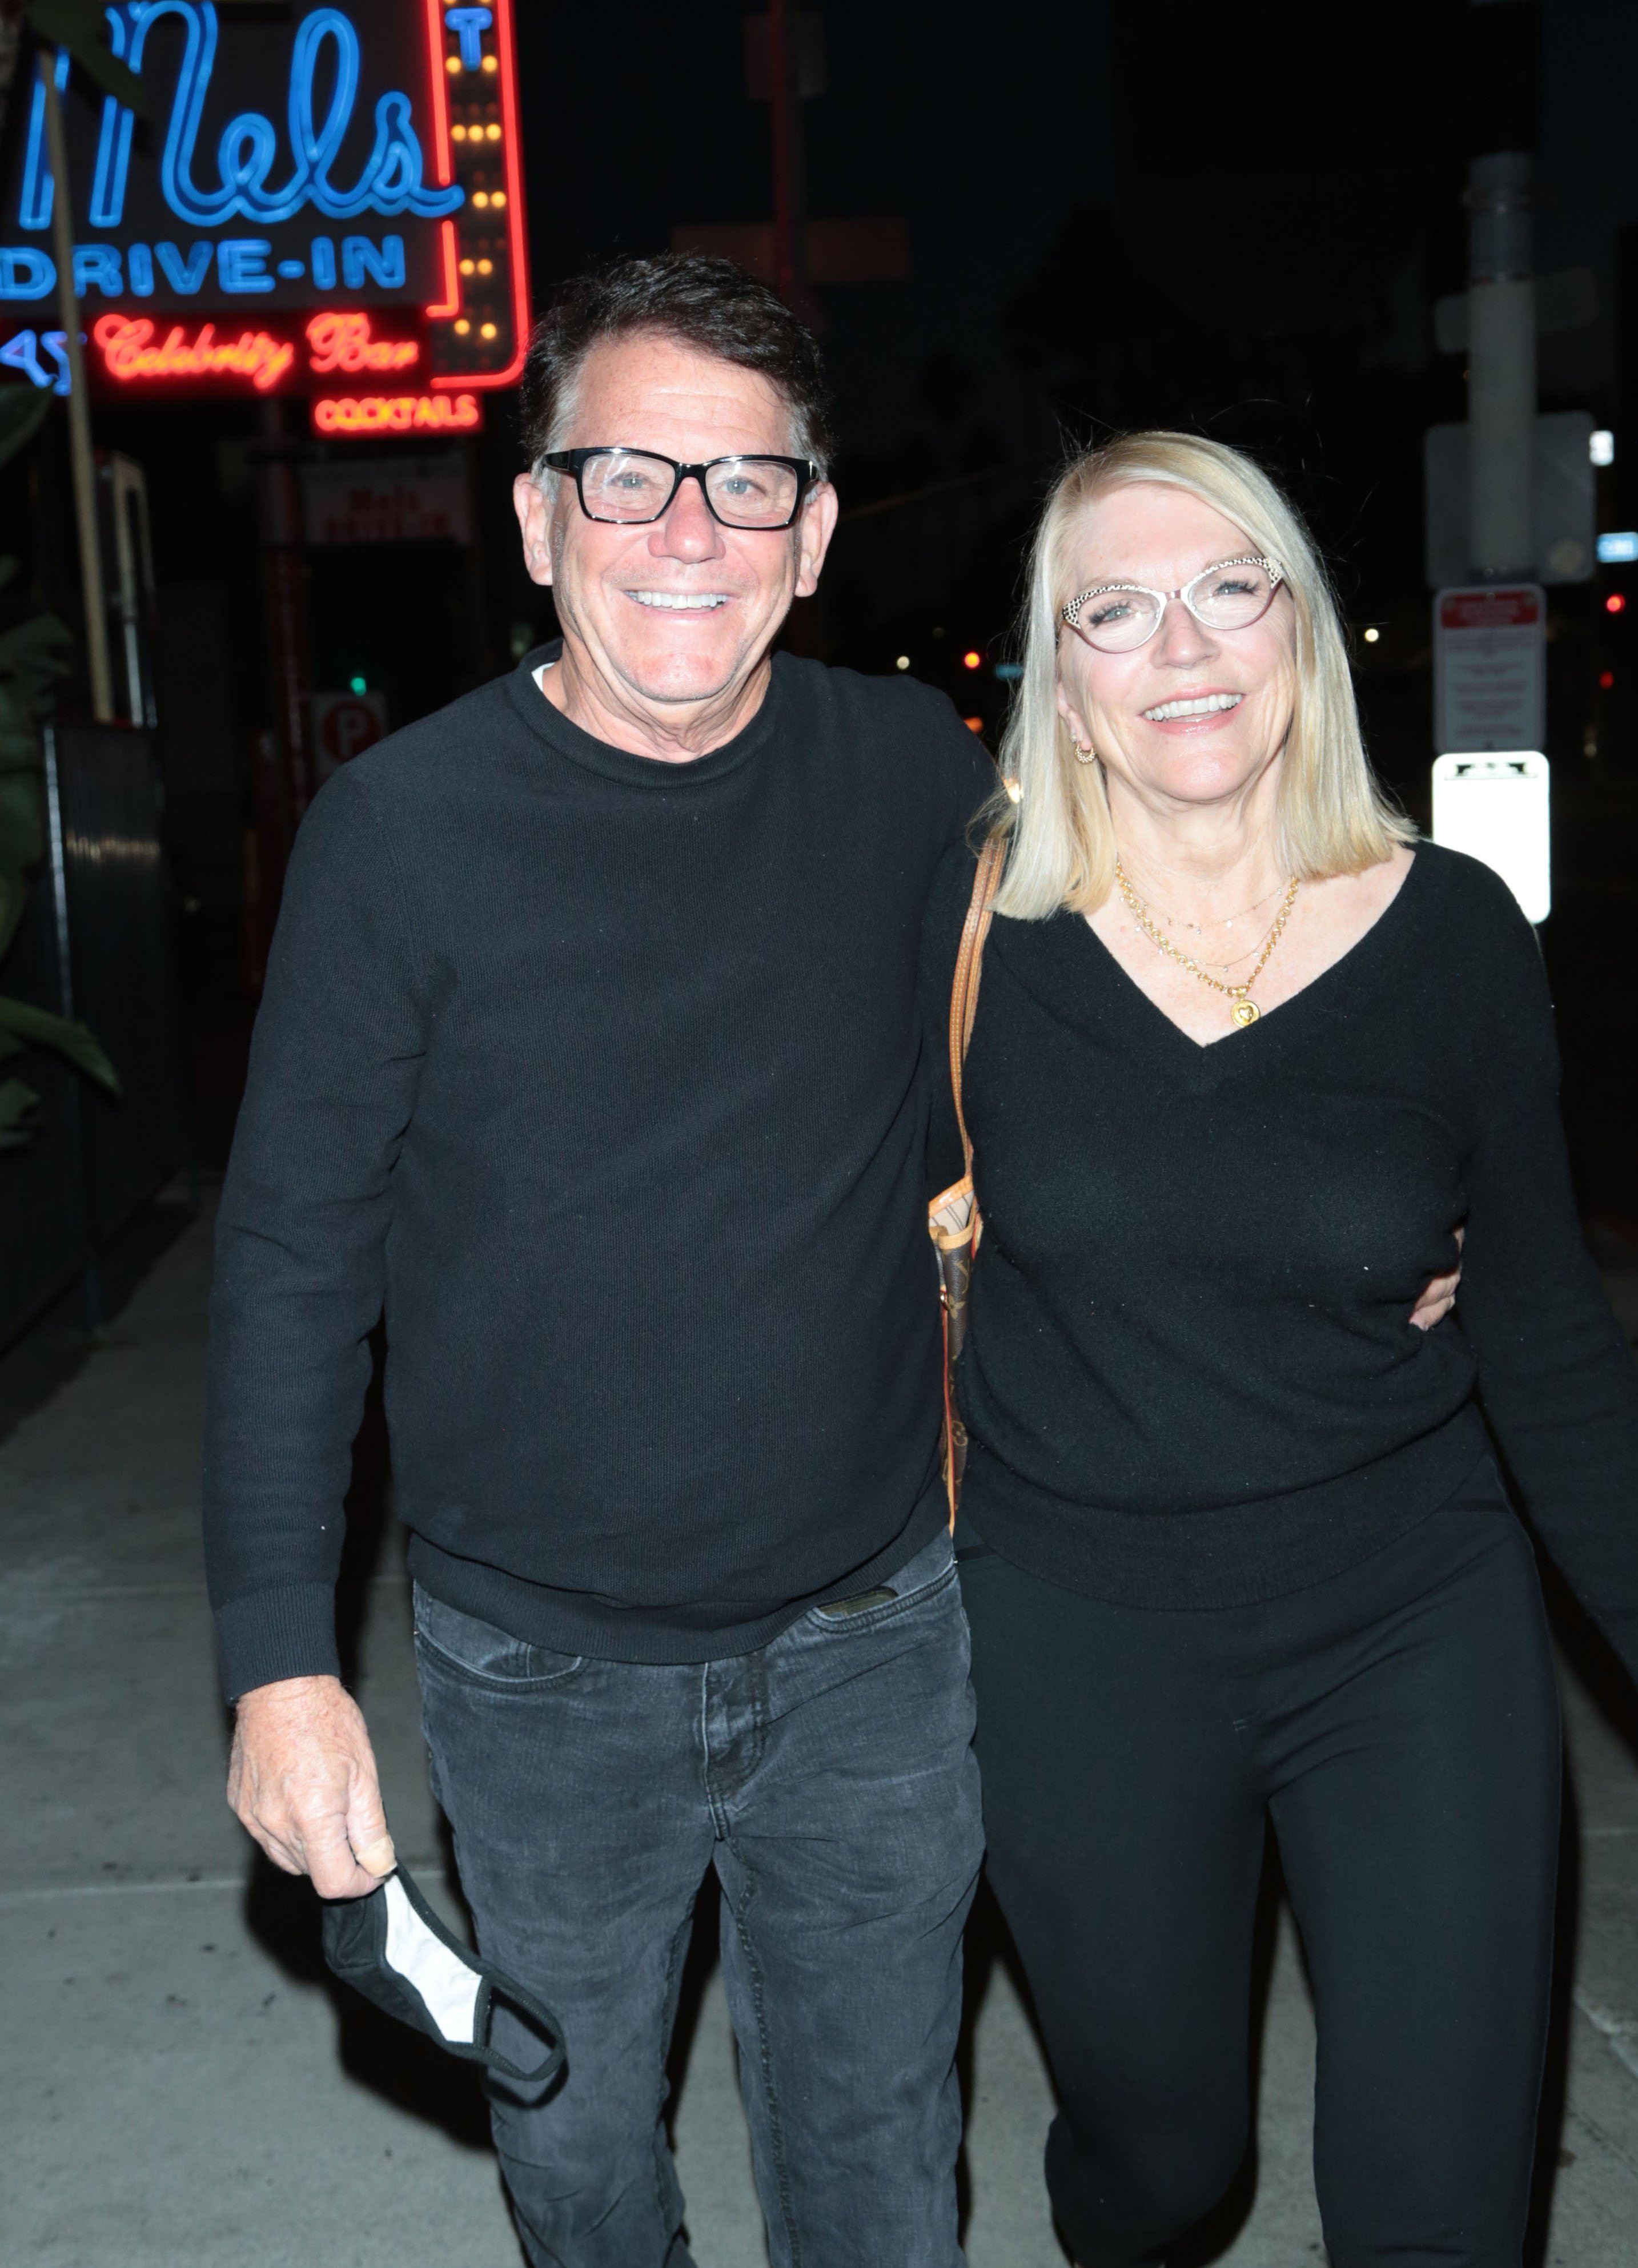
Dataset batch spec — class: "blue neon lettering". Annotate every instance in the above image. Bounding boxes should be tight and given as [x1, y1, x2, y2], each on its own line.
[1, 327, 75, 393]
[128, 242, 155, 294]
[288, 10, 359, 214]
[91, 98, 139, 227]
[19, 51, 72, 231]
[75, 2, 467, 230]
[0, 327, 73, 392]
[218, 238, 274, 292]
[445, 9, 493, 71]
[73, 245, 125, 297]
[90, 7, 135, 227]
[342, 235, 404, 291]
[0, 248, 57, 299]
[155, 239, 213, 292]
[311, 236, 336, 289]
[276, 259, 304, 279]
[0, 328, 51, 386]
[20, 4, 463, 242]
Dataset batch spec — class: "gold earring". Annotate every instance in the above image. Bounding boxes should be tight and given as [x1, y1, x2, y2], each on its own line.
[1073, 739, 1097, 765]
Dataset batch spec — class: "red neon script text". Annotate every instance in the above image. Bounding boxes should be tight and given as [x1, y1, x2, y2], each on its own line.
[93, 315, 295, 391]
[305, 313, 421, 375]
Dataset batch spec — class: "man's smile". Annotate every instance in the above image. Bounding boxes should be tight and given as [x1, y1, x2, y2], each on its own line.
[624, 589, 736, 611]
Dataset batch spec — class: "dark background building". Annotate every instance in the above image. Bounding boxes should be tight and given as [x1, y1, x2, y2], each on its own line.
[2, 0, 1636, 1309]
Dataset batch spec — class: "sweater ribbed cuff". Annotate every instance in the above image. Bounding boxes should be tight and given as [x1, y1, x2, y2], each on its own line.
[214, 1583, 340, 1704]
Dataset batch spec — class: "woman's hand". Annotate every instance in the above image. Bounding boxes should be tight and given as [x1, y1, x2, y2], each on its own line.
[1411, 1225, 1465, 1332]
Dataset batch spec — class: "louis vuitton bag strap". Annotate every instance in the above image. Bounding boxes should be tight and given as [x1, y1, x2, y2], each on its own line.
[948, 831, 1008, 1176]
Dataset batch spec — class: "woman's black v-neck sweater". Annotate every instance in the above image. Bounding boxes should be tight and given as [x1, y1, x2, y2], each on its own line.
[922, 840, 1638, 1676]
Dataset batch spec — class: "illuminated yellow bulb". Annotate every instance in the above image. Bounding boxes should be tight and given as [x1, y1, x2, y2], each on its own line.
[480, 321, 497, 340]
[472, 191, 489, 208]
[459, 257, 475, 275]
[481, 53, 497, 71]
[451, 123, 467, 140]
[477, 258, 493, 276]
[454, 318, 471, 335]
[491, 191, 506, 208]
[445, 54, 460, 73]
[486, 123, 502, 140]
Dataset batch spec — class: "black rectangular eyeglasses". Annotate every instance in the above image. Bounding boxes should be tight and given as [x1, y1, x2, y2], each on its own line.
[539, 447, 820, 530]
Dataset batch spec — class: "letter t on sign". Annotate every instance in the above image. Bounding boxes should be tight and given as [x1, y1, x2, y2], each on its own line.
[445, 9, 494, 70]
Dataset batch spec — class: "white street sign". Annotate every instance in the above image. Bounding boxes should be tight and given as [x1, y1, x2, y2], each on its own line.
[1434, 584, 1545, 754]
[1431, 751, 1551, 925]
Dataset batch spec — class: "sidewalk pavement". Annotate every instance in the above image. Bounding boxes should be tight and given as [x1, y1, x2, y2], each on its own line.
[3, 1189, 1637, 2266]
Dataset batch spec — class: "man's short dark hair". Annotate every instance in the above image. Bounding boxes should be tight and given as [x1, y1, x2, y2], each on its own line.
[519, 252, 837, 478]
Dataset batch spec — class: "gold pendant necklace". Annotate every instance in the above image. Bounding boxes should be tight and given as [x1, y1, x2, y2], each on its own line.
[1114, 860, 1299, 1031]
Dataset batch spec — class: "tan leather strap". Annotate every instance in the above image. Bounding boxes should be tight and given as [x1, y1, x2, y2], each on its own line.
[947, 833, 1007, 1176]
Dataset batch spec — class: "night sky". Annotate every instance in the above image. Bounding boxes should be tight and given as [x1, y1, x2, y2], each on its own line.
[511, 0, 1638, 469]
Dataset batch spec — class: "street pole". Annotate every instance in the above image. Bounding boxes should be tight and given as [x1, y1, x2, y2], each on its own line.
[1466, 0, 1539, 581]
[765, 0, 820, 325]
[41, 47, 115, 722]
[767, 0, 797, 305]
[254, 396, 316, 837]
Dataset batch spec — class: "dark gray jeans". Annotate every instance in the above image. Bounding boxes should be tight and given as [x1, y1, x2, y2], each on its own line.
[414, 1526, 982, 2268]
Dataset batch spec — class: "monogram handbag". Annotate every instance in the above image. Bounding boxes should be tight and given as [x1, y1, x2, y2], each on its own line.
[927, 832, 1008, 1523]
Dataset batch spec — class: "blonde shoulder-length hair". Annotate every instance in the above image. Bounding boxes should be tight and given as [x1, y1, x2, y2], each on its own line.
[990, 432, 1413, 921]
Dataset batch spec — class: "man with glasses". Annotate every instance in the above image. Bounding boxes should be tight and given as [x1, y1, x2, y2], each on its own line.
[204, 254, 992, 2268]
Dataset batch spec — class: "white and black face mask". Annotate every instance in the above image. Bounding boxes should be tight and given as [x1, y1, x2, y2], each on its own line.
[322, 1863, 566, 2086]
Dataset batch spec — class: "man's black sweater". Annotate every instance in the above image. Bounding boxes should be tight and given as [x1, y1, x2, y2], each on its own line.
[923, 841, 1638, 1676]
[204, 649, 991, 1700]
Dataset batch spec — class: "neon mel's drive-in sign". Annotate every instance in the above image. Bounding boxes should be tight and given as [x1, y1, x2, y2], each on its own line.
[0, 0, 528, 425]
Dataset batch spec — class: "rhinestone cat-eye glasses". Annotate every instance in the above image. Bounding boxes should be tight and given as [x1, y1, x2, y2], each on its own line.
[1060, 557, 1284, 653]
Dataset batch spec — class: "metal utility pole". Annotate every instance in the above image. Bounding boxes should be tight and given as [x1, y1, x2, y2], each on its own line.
[41, 47, 115, 722]
[768, 0, 798, 305]
[761, 0, 826, 328]
[1466, 0, 1539, 580]
[254, 397, 316, 838]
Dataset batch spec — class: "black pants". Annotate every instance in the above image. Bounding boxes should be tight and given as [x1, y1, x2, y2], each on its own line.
[961, 1462, 1562, 2268]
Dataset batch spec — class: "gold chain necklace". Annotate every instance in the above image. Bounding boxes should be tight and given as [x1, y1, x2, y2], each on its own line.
[1114, 860, 1299, 1030]
[1132, 876, 1284, 939]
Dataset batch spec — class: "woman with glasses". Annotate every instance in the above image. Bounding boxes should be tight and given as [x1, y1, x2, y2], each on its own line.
[923, 432, 1638, 2266]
